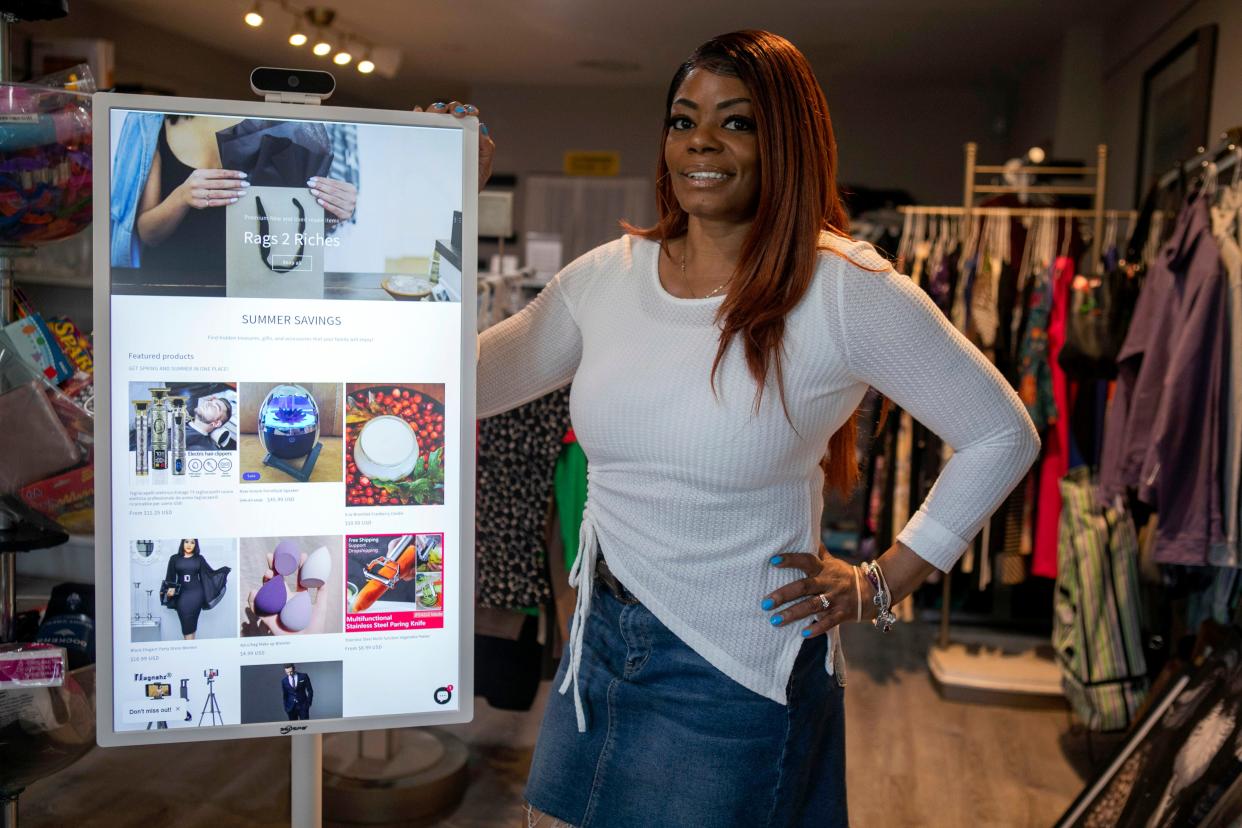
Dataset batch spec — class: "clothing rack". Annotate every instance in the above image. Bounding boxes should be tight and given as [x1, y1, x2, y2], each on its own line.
[1156, 127, 1242, 192]
[900, 143, 1124, 267]
[894, 143, 1131, 704]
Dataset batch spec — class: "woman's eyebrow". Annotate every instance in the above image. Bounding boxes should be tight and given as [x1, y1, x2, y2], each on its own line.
[671, 97, 752, 111]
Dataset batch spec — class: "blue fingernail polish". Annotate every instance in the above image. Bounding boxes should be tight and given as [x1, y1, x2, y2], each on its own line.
[770, 615, 783, 626]
[770, 555, 783, 565]
[432, 101, 447, 108]
[481, 123, 489, 135]
[455, 106, 465, 113]
[761, 598, 774, 610]
[801, 628, 812, 637]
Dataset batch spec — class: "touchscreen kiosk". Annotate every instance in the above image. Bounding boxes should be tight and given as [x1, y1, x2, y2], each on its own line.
[92, 93, 477, 746]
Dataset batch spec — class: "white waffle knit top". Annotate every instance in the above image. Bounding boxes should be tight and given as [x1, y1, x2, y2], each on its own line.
[478, 234, 1040, 731]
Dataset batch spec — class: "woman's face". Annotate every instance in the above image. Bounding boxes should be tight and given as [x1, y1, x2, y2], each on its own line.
[664, 69, 759, 225]
[181, 539, 197, 555]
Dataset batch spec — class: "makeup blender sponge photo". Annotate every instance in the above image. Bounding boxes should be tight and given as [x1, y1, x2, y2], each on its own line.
[254, 576, 289, 615]
[300, 545, 332, 589]
[279, 591, 312, 631]
[273, 540, 301, 576]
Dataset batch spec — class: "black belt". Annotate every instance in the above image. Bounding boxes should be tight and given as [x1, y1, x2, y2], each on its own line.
[595, 554, 639, 605]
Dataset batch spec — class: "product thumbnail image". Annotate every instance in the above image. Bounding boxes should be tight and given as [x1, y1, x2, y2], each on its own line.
[238, 382, 343, 484]
[116, 662, 239, 731]
[128, 381, 238, 483]
[239, 660, 342, 724]
[129, 538, 237, 643]
[345, 384, 445, 506]
[345, 532, 444, 633]
[239, 535, 344, 636]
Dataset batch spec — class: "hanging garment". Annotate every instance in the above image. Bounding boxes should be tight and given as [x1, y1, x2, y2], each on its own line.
[1098, 193, 1221, 516]
[1058, 262, 1143, 381]
[555, 437, 589, 572]
[1053, 467, 1148, 732]
[1032, 256, 1076, 578]
[1016, 264, 1056, 432]
[476, 386, 572, 609]
[1212, 186, 1242, 567]
[1133, 194, 1228, 565]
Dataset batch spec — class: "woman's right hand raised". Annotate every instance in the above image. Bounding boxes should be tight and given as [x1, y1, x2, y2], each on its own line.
[178, 169, 249, 209]
[413, 101, 494, 190]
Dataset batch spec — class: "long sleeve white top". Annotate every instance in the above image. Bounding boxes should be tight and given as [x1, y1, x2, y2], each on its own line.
[479, 234, 1040, 729]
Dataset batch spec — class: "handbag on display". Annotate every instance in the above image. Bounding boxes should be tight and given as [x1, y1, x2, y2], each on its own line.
[225, 185, 326, 299]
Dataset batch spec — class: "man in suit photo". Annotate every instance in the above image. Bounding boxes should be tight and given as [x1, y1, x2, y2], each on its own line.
[281, 663, 314, 720]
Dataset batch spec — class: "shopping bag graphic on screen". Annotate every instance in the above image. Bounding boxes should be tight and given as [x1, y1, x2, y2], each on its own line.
[225, 186, 325, 299]
[216, 119, 333, 187]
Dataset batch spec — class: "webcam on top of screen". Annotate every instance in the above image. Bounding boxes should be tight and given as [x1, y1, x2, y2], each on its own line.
[250, 67, 335, 105]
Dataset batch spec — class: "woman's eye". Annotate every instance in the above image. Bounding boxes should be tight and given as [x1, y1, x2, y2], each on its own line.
[667, 115, 694, 131]
[724, 116, 755, 131]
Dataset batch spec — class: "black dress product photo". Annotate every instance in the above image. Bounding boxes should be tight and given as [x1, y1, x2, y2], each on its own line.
[163, 552, 231, 636]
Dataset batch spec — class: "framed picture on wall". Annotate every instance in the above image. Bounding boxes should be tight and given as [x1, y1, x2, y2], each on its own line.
[1134, 25, 1217, 204]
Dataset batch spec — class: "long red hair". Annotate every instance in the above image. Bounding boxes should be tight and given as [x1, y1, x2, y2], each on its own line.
[626, 30, 881, 497]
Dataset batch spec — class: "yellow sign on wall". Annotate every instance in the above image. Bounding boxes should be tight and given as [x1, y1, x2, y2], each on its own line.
[563, 151, 621, 176]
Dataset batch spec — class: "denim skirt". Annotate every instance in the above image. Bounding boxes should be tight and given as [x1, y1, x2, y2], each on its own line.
[524, 581, 848, 827]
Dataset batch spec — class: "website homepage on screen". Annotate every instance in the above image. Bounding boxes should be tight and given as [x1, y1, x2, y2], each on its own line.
[107, 109, 464, 732]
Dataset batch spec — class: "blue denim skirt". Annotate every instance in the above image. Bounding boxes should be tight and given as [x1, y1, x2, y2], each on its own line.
[525, 581, 848, 827]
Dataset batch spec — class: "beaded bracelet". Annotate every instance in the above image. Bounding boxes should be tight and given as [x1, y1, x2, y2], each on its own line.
[860, 560, 897, 633]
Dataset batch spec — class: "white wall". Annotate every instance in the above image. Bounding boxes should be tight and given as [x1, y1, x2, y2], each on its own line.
[1101, 0, 1242, 207]
[474, 75, 1014, 221]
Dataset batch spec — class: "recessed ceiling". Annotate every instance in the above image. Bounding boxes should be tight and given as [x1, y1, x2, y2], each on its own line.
[93, 0, 1128, 103]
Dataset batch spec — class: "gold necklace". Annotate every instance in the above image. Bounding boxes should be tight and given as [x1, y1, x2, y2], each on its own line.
[680, 250, 729, 299]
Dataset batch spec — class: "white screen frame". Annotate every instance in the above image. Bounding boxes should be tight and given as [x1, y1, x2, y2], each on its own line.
[92, 92, 478, 747]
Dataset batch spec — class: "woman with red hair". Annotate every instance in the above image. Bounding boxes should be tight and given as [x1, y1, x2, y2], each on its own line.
[471, 30, 1038, 826]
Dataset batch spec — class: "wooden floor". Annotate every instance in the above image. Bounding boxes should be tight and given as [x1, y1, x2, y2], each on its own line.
[19, 622, 1087, 827]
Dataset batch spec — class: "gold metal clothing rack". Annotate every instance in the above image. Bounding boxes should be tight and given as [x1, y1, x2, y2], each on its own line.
[899, 143, 1136, 268]
[893, 144, 1132, 704]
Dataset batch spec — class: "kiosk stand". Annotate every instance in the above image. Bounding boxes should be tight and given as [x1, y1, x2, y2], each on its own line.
[92, 69, 477, 828]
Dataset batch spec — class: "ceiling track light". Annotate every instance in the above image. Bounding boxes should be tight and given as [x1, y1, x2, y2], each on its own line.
[254, 5, 386, 78]
[312, 26, 332, 57]
[287, 10, 308, 46]
[244, 1, 264, 27]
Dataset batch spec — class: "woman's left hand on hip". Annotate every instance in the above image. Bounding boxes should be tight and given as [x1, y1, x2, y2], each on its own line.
[762, 546, 872, 638]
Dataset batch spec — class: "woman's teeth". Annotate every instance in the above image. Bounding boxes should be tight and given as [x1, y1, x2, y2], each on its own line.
[687, 171, 728, 180]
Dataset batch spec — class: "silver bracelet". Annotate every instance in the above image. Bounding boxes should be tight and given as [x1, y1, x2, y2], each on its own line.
[861, 560, 897, 633]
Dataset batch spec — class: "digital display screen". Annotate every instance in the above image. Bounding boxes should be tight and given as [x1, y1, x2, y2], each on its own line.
[96, 98, 473, 742]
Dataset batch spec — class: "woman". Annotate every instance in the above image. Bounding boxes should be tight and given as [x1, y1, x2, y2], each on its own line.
[460, 31, 1037, 826]
[163, 538, 231, 641]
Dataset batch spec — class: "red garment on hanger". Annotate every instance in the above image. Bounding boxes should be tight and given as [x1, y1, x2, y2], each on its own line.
[1032, 256, 1077, 578]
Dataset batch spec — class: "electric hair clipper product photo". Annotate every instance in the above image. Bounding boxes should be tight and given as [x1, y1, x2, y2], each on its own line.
[170, 397, 188, 475]
[149, 387, 170, 471]
[133, 400, 150, 476]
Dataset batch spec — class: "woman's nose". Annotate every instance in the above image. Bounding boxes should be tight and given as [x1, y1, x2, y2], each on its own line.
[688, 127, 720, 153]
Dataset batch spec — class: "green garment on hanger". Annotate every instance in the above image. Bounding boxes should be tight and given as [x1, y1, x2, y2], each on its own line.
[555, 441, 589, 571]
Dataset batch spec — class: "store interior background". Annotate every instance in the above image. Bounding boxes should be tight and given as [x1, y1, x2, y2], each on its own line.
[6, 0, 1242, 825]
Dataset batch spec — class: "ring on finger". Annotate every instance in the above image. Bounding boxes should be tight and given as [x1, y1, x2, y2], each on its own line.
[817, 592, 831, 610]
